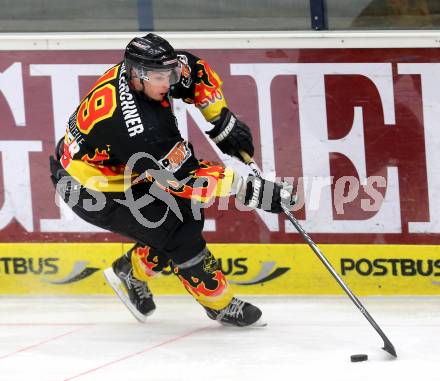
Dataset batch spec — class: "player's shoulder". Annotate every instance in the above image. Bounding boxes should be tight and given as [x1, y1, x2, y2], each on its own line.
[175, 50, 201, 66]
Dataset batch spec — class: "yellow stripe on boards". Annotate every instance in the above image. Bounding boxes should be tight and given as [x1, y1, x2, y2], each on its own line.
[0, 243, 438, 295]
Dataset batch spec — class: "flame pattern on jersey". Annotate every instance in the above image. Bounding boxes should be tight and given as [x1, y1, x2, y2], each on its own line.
[80, 149, 127, 178]
[175, 57, 227, 122]
[166, 160, 235, 203]
[192, 59, 227, 121]
[81, 148, 110, 163]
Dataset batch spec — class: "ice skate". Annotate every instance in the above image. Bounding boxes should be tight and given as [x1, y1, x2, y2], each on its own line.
[204, 297, 266, 327]
[103, 253, 155, 323]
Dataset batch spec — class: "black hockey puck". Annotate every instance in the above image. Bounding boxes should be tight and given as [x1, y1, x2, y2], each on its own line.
[350, 354, 368, 362]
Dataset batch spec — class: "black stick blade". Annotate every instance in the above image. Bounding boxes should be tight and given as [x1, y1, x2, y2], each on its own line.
[383, 341, 397, 357]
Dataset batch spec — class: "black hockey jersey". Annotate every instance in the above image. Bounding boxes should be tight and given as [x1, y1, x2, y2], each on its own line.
[60, 51, 234, 202]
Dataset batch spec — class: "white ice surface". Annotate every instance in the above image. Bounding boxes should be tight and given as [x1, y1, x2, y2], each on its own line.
[0, 295, 438, 381]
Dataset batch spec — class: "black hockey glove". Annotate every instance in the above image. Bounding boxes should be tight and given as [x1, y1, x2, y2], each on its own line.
[236, 175, 297, 214]
[206, 108, 254, 162]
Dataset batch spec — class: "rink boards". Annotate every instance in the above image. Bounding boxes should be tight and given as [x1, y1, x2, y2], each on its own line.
[0, 243, 439, 296]
[1, 33, 440, 297]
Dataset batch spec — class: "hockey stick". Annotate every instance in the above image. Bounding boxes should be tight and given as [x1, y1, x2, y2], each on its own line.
[239, 150, 397, 358]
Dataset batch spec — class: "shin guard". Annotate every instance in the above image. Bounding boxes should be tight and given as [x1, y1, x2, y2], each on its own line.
[173, 248, 233, 310]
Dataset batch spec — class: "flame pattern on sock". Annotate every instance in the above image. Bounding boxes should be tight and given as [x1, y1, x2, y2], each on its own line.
[173, 249, 233, 310]
[130, 245, 170, 281]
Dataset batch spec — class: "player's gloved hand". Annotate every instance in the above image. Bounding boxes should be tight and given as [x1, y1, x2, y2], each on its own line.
[235, 174, 297, 214]
[206, 108, 254, 162]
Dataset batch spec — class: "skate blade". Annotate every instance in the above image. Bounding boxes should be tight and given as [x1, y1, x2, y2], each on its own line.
[103, 268, 153, 324]
[218, 316, 267, 328]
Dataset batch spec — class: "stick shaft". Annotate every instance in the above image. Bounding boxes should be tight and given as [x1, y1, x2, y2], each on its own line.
[282, 206, 396, 356]
[239, 151, 396, 357]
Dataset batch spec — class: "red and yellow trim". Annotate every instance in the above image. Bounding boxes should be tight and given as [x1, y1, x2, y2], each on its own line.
[166, 162, 235, 203]
[193, 59, 227, 122]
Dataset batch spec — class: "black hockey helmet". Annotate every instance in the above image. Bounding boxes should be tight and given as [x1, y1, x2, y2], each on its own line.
[124, 33, 180, 84]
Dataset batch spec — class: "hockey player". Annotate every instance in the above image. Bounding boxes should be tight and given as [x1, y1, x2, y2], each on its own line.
[50, 33, 296, 327]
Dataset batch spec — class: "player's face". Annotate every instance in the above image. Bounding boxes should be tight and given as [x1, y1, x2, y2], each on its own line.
[131, 70, 173, 101]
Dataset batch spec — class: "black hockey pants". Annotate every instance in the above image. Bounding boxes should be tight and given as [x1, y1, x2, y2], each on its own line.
[49, 143, 206, 265]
